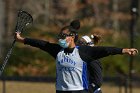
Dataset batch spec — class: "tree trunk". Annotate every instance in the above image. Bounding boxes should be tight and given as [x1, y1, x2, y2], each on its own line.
[113, 0, 119, 31]
[0, 0, 5, 60]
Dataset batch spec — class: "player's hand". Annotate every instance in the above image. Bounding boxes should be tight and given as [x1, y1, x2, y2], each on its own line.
[122, 48, 138, 56]
[15, 32, 25, 43]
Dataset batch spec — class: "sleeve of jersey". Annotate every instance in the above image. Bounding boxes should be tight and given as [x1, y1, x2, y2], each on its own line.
[90, 46, 123, 59]
[24, 38, 61, 58]
[79, 46, 123, 61]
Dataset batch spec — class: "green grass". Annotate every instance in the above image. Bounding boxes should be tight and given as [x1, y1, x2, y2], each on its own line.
[0, 81, 140, 93]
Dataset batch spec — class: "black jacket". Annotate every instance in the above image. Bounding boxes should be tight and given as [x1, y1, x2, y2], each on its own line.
[24, 38, 123, 87]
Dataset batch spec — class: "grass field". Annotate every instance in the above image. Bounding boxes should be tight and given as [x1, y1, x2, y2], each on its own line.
[0, 81, 140, 93]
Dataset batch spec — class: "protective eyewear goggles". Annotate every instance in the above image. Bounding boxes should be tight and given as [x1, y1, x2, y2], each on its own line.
[57, 33, 74, 39]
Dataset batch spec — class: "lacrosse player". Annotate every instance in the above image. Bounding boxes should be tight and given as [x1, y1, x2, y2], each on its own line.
[77, 34, 102, 93]
[15, 20, 138, 93]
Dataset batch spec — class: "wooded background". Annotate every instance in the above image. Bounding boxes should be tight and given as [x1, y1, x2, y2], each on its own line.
[0, 0, 139, 78]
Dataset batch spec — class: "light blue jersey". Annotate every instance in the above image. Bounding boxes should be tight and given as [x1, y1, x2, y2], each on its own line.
[56, 47, 88, 91]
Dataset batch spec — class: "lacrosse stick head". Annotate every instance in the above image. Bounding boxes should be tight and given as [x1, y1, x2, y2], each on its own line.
[15, 10, 33, 33]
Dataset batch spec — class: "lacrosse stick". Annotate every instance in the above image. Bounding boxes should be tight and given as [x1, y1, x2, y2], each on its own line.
[0, 10, 33, 75]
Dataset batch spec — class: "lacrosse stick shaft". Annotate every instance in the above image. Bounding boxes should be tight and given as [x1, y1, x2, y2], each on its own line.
[0, 10, 33, 76]
[0, 40, 16, 75]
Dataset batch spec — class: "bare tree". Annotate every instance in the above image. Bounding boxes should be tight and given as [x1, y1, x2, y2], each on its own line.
[0, 0, 5, 60]
[112, 0, 119, 31]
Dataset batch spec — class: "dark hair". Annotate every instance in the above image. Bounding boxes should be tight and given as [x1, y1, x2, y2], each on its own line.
[77, 34, 101, 46]
[91, 34, 101, 45]
[60, 20, 80, 42]
[70, 20, 80, 30]
[70, 20, 80, 42]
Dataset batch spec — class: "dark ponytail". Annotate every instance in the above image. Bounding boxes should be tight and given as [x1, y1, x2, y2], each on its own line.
[70, 20, 80, 30]
[91, 34, 101, 45]
[70, 20, 80, 42]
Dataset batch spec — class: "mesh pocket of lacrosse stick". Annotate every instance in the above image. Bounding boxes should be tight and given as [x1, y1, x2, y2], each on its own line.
[15, 10, 33, 33]
[0, 10, 33, 75]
